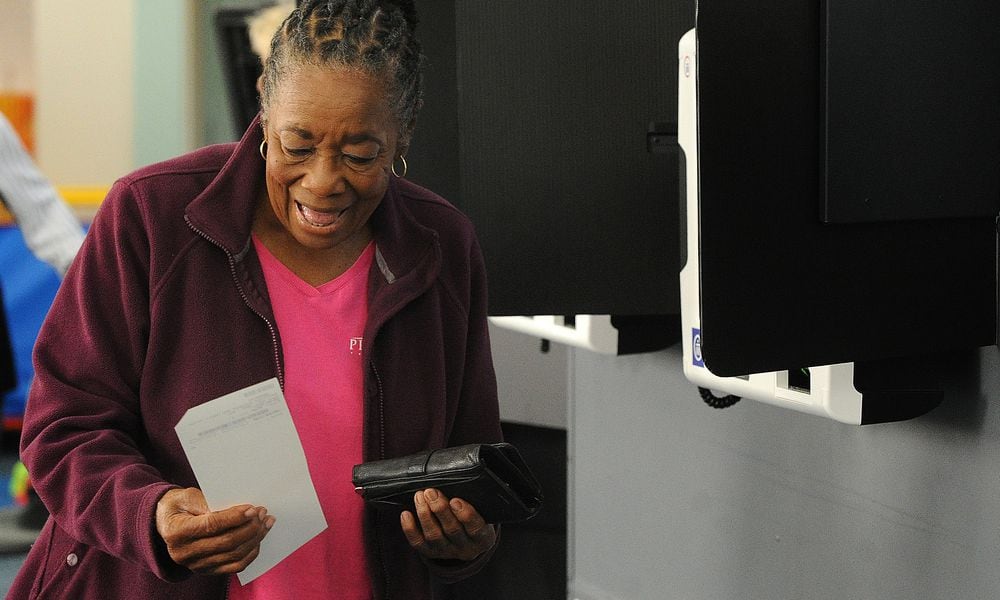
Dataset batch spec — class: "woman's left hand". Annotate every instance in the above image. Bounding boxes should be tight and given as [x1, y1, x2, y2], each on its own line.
[400, 488, 497, 562]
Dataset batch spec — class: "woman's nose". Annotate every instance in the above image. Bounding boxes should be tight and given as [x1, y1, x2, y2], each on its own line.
[301, 156, 347, 197]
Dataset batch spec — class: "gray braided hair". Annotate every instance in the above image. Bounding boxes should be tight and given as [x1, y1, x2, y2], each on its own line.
[260, 0, 424, 147]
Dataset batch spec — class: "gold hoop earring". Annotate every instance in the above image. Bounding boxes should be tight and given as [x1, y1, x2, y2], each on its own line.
[259, 140, 268, 161]
[391, 155, 408, 178]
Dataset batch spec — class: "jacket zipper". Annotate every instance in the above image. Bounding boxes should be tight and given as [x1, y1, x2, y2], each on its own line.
[185, 217, 284, 387]
[187, 219, 279, 600]
[371, 362, 386, 460]
[369, 361, 391, 599]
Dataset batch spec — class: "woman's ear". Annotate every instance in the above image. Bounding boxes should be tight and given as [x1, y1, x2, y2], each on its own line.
[398, 119, 417, 157]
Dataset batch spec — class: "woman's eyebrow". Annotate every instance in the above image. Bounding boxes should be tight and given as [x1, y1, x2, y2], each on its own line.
[342, 132, 385, 146]
[280, 126, 314, 140]
[279, 127, 385, 147]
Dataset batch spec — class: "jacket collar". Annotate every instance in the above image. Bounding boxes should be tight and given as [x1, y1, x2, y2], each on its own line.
[184, 116, 265, 257]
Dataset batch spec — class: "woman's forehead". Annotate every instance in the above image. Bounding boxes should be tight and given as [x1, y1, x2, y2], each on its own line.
[272, 67, 391, 119]
[275, 63, 384, 99]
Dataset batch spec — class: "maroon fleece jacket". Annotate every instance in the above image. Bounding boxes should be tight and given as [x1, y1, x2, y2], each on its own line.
[10, 120, 501, 600]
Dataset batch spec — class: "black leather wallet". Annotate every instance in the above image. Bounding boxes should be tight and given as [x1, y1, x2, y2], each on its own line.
[352, 443, 543, 524]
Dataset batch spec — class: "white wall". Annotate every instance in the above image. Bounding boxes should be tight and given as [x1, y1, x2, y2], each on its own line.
[33, 0, 134, 185]
[31, 1, 198, 185]
[490, 324, 568, 429]
[133, 0, 198, 167]
[0, 0, 33, 91]
[569, 344, 1000, 599]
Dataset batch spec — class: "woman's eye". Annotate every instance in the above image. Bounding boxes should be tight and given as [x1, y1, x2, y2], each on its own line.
[283, 146, 312, 158]
[345, 154, 378, 166]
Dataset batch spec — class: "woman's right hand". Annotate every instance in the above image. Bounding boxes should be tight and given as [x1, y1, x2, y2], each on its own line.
[154, 487, 274, 575]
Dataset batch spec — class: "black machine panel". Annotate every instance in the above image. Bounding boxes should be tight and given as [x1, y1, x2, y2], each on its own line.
[408, 1, 693, 317]
[822, 1, 1000, 223]
[695, 0, 997, 377]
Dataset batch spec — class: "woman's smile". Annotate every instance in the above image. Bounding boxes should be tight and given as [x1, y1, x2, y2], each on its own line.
[295, 200, 349, 229]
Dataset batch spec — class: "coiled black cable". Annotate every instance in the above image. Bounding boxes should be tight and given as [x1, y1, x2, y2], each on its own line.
[698, 387, 741, 409]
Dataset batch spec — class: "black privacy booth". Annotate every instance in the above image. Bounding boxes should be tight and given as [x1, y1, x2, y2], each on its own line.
[680, 0, 999, 423]
[407, 1, 694, 354]
[215, 4, 271, 134]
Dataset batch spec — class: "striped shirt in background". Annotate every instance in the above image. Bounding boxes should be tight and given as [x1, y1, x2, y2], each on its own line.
[0, 112, 85, 277]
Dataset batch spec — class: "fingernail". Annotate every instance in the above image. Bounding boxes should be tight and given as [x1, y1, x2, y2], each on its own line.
[244, 507, 257, 519]
[450, 498, 463, 511]
[264, 516, 276, 530]
[414, 491, 424, 506]
[425, 489, 439, 502]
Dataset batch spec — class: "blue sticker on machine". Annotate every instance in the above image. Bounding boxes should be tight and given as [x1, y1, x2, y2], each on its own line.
[692, 328, 704, 367]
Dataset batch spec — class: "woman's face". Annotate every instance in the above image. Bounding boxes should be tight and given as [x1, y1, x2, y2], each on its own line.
[261, 64, 399, 254]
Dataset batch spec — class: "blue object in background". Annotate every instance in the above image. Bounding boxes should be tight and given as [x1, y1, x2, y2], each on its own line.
[0, 224, 63, 429]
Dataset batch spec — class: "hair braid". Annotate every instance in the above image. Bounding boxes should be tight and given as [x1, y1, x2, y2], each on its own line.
[260, 0, 424, 148]
[383, 0, 417, 29]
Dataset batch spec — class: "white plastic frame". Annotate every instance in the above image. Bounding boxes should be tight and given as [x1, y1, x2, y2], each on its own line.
[489, 315, 621, 355]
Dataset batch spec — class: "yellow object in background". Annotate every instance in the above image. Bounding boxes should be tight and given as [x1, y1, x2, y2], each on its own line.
[53, 186, 108, 222]
[0, 186, 107, 226]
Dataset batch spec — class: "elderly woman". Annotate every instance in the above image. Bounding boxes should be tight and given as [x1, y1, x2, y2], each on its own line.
[8, 1, 502, 598]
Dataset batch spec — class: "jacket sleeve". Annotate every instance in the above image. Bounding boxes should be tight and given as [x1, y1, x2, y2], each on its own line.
[428, 232, 503, 583]
[20, 179, 189, 582]
[445, 234, 503, 447]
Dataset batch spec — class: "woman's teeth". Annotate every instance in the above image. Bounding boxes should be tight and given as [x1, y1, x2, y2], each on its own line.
[297, 202, 342, 227]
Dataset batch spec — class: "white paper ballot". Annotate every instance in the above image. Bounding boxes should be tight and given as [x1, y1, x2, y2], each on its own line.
[175, 378, 327, 584]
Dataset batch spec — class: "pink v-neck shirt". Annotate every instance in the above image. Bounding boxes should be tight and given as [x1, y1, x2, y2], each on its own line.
[229, 237, 376, 599]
